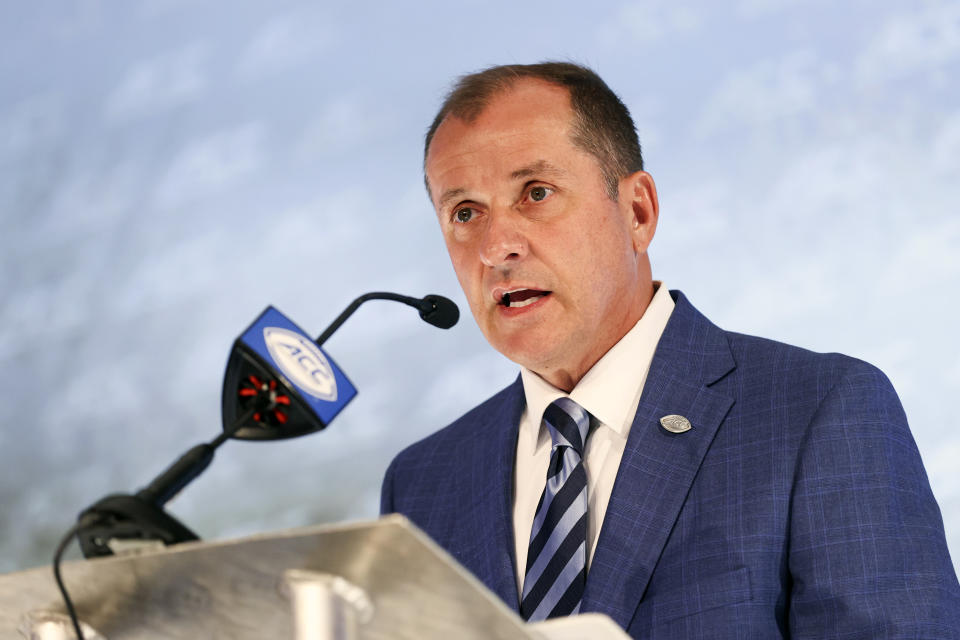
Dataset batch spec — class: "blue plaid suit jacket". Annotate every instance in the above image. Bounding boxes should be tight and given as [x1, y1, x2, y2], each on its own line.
[381, 291, 960, 638]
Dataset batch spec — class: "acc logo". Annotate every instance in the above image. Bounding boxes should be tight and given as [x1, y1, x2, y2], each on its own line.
[263, 327, 338, 402]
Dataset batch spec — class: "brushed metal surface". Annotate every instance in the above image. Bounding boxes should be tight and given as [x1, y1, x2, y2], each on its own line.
[0, 516, 532, 639]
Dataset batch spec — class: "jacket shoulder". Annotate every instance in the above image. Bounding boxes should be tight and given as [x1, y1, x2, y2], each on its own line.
[390, 378, 520, 467]
[380, 378, 522, 516]
[723, 328, 893, 395]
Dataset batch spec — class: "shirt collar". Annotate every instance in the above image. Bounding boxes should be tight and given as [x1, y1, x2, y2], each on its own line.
[520, 282, 675, 447]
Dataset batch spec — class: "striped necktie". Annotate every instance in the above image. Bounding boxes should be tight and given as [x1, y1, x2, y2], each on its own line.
[520, 397, 591, 621]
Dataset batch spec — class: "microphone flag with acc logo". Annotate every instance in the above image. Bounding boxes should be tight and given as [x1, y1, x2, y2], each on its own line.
[221, 306, 357, 440]
[263, 327, 339, 402]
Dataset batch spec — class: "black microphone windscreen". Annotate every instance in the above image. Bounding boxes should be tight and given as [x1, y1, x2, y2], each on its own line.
[420, 294, 460, 329]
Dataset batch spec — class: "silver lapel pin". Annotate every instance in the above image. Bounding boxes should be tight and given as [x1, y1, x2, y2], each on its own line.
[660, 414, 692, 434]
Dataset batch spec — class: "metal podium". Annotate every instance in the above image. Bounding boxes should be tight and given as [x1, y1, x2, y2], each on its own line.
[0, 515, 628, 639]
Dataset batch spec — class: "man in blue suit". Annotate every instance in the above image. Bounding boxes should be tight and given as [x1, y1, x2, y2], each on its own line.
[381, 62, 960, 637]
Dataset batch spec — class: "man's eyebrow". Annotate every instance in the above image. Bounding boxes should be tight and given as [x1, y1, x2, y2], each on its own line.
[510, 160, 566, 181]
[438, 187, 467, 210]
[436, 161, 564, 210]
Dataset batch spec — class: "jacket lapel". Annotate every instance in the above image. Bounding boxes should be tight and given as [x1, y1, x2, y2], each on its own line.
[457, 377, 524, 611]
[582, 292, 736, 628]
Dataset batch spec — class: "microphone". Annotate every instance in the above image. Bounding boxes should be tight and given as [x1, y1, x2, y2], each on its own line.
[75, 291, 459, 558]
[314, 292, 458, 344]
[224, 292, 458, 442]
[59, 290, 460, 640]
[418, 294, 460, 329]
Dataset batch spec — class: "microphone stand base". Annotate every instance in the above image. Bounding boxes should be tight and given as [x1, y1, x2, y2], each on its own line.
[76, 493, 199, 559]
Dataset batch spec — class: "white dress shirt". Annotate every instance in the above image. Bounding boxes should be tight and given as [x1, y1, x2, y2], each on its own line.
[512, 283, 675, 592]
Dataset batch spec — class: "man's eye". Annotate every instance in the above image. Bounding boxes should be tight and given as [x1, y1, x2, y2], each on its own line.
[529, 186, 552, 202]
[455, 207, 474, 223]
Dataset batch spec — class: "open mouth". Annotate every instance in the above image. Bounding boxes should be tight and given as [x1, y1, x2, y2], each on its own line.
[500, 289, 552, 308]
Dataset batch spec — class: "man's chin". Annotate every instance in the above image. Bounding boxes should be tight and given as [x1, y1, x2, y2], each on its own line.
[489, 333, 560, 374]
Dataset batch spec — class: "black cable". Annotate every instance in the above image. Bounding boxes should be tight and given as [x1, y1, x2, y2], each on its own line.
[53, 520, 86, 640]
[53, 412, 253, 637]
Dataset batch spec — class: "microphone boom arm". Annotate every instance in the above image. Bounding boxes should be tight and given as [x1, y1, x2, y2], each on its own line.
[314, 291, 456, 346]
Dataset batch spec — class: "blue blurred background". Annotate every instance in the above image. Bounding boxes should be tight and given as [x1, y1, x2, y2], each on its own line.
[2, 0, 958, 574]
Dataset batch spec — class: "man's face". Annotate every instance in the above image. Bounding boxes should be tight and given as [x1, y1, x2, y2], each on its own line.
[425, 79, 657, 389]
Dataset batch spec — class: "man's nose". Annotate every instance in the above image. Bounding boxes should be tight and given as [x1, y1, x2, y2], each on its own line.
[479, 210, 527, 267]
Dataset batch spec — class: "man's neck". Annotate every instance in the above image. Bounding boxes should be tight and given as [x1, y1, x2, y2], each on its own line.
[534, 281, 657, 392]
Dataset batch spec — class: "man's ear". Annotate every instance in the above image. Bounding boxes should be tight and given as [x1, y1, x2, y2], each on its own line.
[621, 170, 659, 254]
